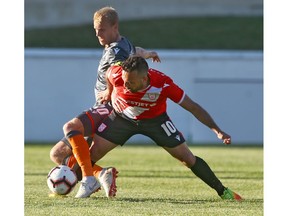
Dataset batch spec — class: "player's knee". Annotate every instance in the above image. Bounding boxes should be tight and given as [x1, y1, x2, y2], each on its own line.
[63, 118, 83, 135]
[62, 120, 75, 134]
[63, 121, 72, 134]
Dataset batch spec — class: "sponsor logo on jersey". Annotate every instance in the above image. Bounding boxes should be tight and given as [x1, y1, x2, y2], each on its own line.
[98, 123, 107, 132]
[175, 135, 181, 141]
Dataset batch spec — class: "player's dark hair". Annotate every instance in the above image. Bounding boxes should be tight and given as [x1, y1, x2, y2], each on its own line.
[122, 56, 148, 75]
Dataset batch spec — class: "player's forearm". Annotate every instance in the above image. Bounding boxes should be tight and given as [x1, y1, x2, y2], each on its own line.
[135, 47, 148, 58]
[103, 68, 114, 99]
[135, 47, 161, 62]
[180, 95, 222, 133]
[106, 76, 113, 95]
[193, 106, 221, 133]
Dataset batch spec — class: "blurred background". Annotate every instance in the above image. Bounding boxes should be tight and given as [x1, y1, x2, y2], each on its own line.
[24, 0, 263, 145]
[25, 0, 262, 29]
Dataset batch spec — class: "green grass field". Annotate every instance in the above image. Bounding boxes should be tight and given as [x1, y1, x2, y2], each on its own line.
[25, 144, 263, 216]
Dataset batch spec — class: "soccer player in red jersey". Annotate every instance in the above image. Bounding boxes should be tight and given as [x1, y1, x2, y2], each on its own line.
[86, 55, 242, 200]
[49, 7, 160, 198]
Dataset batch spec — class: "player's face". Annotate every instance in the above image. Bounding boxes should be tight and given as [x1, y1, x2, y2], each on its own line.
[94, 19, 118, 47]
[122, 70, 147, 93]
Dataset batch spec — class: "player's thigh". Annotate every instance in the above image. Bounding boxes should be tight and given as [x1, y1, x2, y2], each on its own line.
[142, 113, 185, 148]
[162, 142, 196, 168]
[95, 110, 136, 145]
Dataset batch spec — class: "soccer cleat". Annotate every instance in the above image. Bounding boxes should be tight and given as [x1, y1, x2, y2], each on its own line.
[75, 176, 101, 198]
[221, 188, 242, 201]
[98, 167, 118, 198]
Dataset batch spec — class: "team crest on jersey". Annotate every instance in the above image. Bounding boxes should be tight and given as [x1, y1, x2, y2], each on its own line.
[98, 123, 107, 132]
[148, 93, 157, 100]
[141, 93, 159, 102]
[141, 87, 161, 102]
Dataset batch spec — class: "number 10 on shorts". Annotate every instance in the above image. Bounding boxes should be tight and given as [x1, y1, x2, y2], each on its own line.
[161, 121, 176, 136]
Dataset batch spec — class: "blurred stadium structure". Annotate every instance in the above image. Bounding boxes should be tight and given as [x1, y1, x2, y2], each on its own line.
[25, 0, 263, 29]
[24, 1, 263, 145]
[25, 49, 263, 145]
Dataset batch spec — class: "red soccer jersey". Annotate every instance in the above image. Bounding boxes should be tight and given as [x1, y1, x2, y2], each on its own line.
[107, 66, 185, 120]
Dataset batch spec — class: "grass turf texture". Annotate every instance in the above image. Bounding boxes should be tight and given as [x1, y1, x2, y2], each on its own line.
[25, 144, 263, 216]
[25, 16, 263, 50]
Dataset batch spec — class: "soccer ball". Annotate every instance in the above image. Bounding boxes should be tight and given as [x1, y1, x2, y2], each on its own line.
[47, 165, 78, 195]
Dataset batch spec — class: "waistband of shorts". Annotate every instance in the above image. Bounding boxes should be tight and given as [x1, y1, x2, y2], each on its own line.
[114, 111, 168, 125]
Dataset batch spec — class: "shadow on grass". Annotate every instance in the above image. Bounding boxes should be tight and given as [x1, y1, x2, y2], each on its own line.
[116, 169, 263, 180]
[24, 169, 263, 180]
[90, 196, 263, 205]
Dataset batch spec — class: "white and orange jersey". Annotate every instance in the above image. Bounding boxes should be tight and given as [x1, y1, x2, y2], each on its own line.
[107, 66, 185, 120]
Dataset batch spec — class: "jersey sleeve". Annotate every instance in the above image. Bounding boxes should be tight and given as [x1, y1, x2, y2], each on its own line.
[106, 46, 131, 66]
[163, 77, 185, 104]
[106, 65, 122, 86]
[106, 65, 115, 85]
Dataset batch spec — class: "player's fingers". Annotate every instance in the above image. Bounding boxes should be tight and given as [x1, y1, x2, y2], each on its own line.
[223, 138, 231, 145]
[153, 57, 161, 63]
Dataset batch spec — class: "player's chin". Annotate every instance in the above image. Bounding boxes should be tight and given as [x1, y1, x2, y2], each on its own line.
[98, 39, 106, 46]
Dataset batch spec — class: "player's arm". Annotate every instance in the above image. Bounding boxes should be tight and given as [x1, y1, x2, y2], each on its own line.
[105, 69, 114, 95]
[135, 47, 161, 63]
[179, 94, 231, 145]
[97, 67, 114, 104]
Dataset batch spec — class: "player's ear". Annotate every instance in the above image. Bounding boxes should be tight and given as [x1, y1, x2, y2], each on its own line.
[113, 22, 119, 31]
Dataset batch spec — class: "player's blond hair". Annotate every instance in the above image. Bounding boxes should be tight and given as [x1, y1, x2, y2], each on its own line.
[93, 6, 119, 26]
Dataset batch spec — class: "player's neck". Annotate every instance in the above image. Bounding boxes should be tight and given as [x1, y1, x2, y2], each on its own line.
[142, 76, 150, 91]
[115, 33, 121, 42]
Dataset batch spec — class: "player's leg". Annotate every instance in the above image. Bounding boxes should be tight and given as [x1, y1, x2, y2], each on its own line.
[163, 142, 242, 200]
[49, 139, 72, 165]
[162, 143, 225, 194]
[63, 117, 100, 198]
[49, 136, 97, 181]
[90, 134, 119, 198]
[70, 104, 121, 198]
[143, 113, 242, 200]
[91, 110, 136, 197]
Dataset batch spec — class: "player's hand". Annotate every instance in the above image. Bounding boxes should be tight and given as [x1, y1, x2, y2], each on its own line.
[148, 51, 161, 63]
[217, 131, 231, 145]
[97, 90, 111, 104]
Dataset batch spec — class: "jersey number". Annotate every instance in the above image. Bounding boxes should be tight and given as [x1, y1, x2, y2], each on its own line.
[161, 121, 176, 136]
[97, 108, 110, 115]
